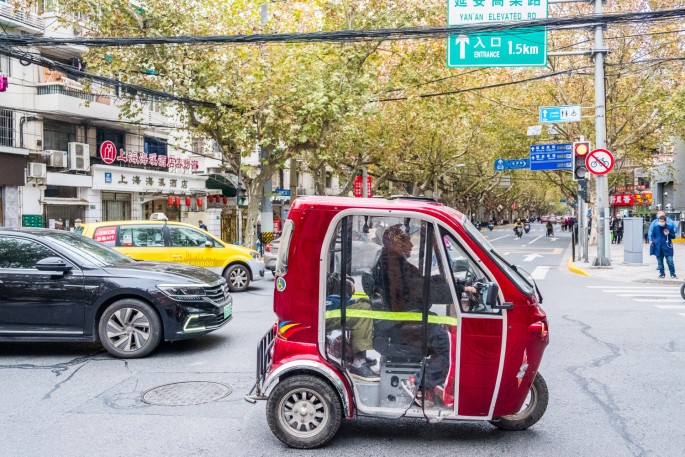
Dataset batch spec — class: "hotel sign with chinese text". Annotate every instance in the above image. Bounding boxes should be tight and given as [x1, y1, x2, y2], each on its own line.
[99, 141, 199, 173]
[447, 0, 548, 68]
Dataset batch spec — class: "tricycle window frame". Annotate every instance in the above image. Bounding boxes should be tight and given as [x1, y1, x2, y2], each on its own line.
[274, 219, 294, 276]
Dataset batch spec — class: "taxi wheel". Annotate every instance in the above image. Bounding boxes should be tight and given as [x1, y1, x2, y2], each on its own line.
[98, 299, 162, 359]
[224, 264, 250, 292]
[266, 375, 342, 449]
[490, 372, 548, 431]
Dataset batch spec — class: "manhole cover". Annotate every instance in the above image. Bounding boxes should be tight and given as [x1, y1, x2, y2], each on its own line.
[142, 381, 232, 406]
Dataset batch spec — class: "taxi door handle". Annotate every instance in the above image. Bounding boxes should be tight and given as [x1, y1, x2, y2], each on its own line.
[171, 255, 182, 259]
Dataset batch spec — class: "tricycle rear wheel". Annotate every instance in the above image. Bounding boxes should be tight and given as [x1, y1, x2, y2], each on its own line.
[490, 372, 548, 431]
[680, 283, 685, 301]
[266, 374, 342, 449]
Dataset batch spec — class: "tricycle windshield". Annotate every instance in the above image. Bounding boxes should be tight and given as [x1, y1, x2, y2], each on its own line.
[462, 217, 534, 296]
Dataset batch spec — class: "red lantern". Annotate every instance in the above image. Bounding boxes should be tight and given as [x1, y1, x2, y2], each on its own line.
[185, 196, 191, 207]
[223, 196, 228, 205]
[167, 195, 174, 206]
[175, 196, 181, 207]
[208, 195, 213, 203]
[197, 197, 203, 207]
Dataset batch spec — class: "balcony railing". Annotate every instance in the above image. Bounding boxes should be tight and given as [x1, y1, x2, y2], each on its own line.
[0, 2, 44, 31]
[37, 84, 95, 102]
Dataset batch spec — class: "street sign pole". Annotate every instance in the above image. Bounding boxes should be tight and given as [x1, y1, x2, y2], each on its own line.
[593, 0, 611, 266]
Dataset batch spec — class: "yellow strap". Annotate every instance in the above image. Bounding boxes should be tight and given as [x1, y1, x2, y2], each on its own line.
[325, 308, 458, 326]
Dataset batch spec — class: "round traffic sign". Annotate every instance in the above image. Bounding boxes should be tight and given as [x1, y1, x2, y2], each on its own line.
[585, 148, 614, 175]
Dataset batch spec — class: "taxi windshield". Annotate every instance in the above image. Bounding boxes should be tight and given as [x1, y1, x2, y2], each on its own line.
[462, 216, 534, 295]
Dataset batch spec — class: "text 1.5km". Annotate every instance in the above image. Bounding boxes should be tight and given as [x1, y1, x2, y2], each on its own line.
[508, 42, 539, 55]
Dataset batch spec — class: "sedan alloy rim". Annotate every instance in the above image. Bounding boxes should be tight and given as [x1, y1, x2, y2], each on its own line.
[277, 388, 329, 438]
[229, 268, 248, 288]
[106, 308, 151, 352]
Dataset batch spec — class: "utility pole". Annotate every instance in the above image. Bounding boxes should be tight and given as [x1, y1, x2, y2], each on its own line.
[259, 2, 274, 250]
[592, 0, 611, 266]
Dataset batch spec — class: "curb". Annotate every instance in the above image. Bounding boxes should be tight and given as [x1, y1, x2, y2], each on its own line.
[567, 257, 591, 276]
[674, 238, 685, 243]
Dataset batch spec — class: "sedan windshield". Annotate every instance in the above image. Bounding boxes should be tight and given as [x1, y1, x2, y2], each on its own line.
[46, 232, 134, 267]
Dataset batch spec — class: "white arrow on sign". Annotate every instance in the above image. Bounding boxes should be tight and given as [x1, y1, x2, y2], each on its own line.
[455, 35, 469, 59]
[523, 253, 543, 262]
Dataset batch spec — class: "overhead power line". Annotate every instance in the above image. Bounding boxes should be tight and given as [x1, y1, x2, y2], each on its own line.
[2, 8, 685, 47]
[0, 45, 221, 109]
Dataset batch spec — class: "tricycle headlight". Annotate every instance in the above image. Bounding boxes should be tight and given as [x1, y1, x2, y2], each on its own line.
[157, 284, 207, 300]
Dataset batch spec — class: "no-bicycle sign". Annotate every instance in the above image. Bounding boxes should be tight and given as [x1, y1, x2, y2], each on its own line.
[585, 148, 614, 175]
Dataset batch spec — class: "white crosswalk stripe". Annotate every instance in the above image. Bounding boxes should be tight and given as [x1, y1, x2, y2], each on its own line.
[587, 285, 685, 319]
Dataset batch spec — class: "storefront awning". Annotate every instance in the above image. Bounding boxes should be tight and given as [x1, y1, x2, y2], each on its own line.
[205, 174, 237, 197]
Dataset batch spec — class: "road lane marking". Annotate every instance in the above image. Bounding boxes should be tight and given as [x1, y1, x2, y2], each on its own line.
[489, 235, 510, 242]
[588, 286, 680, 290]
[654, 305, 685, 309]
[528, 236, 543, 245]
[635, 298, 684, 303]
[617, 294, 681, 297]
[531, 266, 550, 280]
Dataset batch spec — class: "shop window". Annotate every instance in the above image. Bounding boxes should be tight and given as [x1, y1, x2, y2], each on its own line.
[44, 186, 78, 199]
[43, 120, 76, 151]
[144, 137, 167, 156]
[102, 192, 130, 221]
[0, 109, 14, 148]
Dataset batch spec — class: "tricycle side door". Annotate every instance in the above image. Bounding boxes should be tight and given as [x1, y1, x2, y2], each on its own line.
[439, 229, 505, 418]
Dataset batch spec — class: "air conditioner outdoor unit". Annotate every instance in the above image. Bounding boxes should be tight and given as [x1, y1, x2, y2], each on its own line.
[27, 162, 47, 179]
[46, 150, 68, 168]
[68, 142, 90, 171]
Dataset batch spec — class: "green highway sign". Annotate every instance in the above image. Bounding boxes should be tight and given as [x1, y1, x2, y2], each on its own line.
[447, 0, 548, 68]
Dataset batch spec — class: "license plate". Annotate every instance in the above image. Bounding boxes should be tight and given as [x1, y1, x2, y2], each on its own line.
[223, 304, 232, 319]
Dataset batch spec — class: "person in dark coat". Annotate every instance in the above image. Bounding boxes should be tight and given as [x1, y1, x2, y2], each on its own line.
[650, 215, 677, 279]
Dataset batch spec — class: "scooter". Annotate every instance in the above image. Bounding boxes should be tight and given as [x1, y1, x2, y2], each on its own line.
[524, 222, 531, 234]
[487, 223, 494, 231]
[514, 225, 523, 239]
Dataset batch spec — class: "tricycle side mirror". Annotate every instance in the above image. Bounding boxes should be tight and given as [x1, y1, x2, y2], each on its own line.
[36, 257, 73, 273]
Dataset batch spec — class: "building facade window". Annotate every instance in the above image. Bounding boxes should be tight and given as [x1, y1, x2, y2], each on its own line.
[0, 109, 14, 147]
[44, 185, 78, 199]
[102, 192, 131, 221]
[144, 136, 167, 156]
[96, 127, 125, 153]
[0, 55, 9, 76]
[43, 120, 77, 151]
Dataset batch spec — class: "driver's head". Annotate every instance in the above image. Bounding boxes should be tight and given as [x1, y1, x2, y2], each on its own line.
[382, 224, 412, 257]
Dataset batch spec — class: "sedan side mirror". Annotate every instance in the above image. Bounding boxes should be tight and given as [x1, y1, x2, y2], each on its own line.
[205, 240, 213, 248]
[36, 257, 73, 273]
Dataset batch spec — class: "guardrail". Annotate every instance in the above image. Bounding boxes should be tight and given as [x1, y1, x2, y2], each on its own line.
[0, 3, 44, 30]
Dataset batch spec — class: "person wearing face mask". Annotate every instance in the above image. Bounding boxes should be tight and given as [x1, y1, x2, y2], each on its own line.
[650, 215, 677, 279]
[649, 211, 678, 270]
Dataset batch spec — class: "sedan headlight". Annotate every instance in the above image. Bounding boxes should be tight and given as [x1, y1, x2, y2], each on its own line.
[157, 284, 207, 301]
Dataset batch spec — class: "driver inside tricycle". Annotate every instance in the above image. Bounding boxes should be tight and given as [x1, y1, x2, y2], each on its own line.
[247, 197, 549, 449]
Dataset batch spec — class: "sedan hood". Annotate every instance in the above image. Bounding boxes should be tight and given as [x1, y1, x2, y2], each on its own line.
[102, 261, 223, 285]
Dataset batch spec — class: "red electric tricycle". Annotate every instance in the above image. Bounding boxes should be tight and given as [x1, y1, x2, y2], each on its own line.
[246, 196, 549, 448]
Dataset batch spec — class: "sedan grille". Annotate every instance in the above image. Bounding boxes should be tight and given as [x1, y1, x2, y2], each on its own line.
[205, 282, 230, 305]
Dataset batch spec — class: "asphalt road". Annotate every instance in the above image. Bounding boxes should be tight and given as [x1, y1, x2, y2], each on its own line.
[1, 222, 683, 456]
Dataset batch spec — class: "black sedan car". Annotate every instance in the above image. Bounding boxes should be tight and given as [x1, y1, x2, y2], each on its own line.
[0, 228, 233, 358]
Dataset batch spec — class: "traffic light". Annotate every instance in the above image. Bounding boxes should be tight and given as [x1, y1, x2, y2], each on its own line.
[572, 141, 590, 181]
[578, 179, 590, 203]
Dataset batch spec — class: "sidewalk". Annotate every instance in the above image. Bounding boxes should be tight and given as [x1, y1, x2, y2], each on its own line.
[568, 239, 685, 285]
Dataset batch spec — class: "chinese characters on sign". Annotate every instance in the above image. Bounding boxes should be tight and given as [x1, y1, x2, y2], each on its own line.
[610, 193, 652, 206]
[447, 0, 548, 68]
[529, 143, 572, 171]
[99, 142, 198, 173]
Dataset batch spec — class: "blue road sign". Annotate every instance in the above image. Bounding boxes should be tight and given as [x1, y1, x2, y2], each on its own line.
[495, 158, 530, 171]
[560, 199, 566, 203]
[539, 105, 581, 124]
[529, 143, 573, 171]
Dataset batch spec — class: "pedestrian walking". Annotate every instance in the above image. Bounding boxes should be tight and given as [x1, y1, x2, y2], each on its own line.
[648, 211, 678, 269]
[198, 220, 208, 231]
[650, 214, 677, 279]
[610, 216, 616, 244]
[614, 216, 624, 244]
[643, 217, 650, 243]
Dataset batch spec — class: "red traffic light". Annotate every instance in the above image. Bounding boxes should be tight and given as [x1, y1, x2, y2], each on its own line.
[573, 141, 590, 156]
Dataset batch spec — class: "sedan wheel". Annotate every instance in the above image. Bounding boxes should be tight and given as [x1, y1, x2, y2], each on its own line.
[99, 299, 162, 358]
[225, 264, 250, 292]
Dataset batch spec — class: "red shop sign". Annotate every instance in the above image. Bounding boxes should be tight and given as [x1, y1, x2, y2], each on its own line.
[610, 194, 635, 206]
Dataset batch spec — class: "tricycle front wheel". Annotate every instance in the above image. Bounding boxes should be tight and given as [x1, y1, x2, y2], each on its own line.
[490, 372, 548, 431]
[266, 374, 342, 449]
[680, 283, 685, 301]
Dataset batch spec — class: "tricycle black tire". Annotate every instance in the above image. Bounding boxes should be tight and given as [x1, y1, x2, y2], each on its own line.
[490, 372, 548, 431]
[266, 374, 342, 449]
[680, 283, 685, 301]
